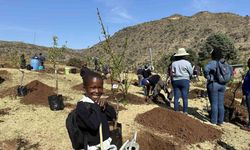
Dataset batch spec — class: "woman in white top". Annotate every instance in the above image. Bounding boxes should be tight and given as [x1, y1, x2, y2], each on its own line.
[171, 48, 193, 113]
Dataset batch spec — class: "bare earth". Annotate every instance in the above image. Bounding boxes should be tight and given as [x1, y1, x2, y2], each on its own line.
[0, 68, 250, 150]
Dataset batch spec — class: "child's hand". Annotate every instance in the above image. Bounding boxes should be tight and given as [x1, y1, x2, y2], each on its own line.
[98, 99, 107, 110]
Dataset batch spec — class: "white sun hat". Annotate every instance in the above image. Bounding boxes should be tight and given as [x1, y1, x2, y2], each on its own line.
[174, 48, 189, 56]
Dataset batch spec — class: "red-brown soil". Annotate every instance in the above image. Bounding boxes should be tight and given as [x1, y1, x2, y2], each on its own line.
[224, 92, 248, 126]
[137, 131, 183, 150]
[0, 85, 18, 99]
[21, 80, 56, 106]
[135, 107, 222, 145]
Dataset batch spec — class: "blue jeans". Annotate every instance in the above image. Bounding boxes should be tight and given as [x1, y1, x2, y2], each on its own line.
[207, 82, 226, 124]
[246, 94, 250, 128]
[172, 79, 190, 113]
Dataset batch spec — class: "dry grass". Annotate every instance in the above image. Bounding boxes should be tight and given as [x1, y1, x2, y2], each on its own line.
[0, 68, 250, 150]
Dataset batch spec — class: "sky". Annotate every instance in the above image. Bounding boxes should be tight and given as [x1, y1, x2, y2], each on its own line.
[0, 0, 249, 49]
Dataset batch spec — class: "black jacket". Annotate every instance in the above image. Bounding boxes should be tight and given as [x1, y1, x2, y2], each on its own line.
[75, 101, 116, 147]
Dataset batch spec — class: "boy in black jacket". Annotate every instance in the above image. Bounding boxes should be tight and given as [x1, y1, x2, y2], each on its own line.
[74, 71, 117, 149]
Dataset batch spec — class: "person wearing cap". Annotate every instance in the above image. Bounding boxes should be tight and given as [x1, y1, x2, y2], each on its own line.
[171, 48, 193, 113]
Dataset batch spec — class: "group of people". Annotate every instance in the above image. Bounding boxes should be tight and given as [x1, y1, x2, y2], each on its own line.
[19, 53, 45, 70]
[138, 47, 250, 129]
[66, 47, 250, 150]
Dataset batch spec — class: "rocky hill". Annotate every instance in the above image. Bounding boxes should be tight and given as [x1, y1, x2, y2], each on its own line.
[1, 11, 250, 67]
[84, 11, 250, 66]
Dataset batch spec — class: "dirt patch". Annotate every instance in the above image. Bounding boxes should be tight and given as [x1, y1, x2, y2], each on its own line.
[189, 89, 207, 99]
[0, 138, 39, 150]
[38, 67, 65, 75]
[0, 85, 18, 99]
[0, 70, 10, 84]
[224, 93, 248, 126]
[64, 103, 76, 110]
[21, 80, 56, 106]
[137, 131, 183, 150]
[227, 82, 243, 99]
[105, 91, 146, 105]
[0, 107, 11, 116]
[135, 107, 222, 145]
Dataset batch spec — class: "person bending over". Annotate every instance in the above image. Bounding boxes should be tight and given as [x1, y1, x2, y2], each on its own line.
[142, 74, 169, 102]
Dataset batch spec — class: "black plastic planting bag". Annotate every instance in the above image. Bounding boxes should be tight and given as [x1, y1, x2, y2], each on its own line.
[48, 94, 65, 111]
[17, 86, 28, 96]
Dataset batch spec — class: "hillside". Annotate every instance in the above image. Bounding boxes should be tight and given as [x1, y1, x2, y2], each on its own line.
[83, 11, 250, 67]
[1, 11, 250, 68]
[0, 41, 81, 63]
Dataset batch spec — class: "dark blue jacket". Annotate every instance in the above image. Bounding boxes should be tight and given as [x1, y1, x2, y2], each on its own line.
[242, 70, 250, 95]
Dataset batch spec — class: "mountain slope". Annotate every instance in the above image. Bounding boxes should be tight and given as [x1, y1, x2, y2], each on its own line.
[83, 11, 250, 66]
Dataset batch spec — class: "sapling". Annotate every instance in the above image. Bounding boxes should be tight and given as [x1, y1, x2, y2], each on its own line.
[97, 8, 131, 101]
[47, 36, 64, 95]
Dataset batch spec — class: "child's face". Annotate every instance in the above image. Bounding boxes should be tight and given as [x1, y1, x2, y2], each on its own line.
[84, 77, 103, 102]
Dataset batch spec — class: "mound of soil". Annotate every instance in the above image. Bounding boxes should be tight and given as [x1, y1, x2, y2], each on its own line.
[224, 93, 248, 126]
[21, 80, 56, 106]
[136, 131, 183, 150]
[135, 107, 222, 145]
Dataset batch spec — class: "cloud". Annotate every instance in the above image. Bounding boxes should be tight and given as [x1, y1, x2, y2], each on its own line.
[190, 0, 213, 11]
[0, 25, 34, 33]
[95, 0, 134, 23]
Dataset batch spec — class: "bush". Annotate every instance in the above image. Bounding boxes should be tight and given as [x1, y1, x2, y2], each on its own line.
[66, 58, 83, 68]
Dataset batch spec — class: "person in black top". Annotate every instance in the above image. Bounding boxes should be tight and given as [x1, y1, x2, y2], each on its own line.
[141, 64, 152, 79]
[75, 71, 117, 149]
[38, 53, 45, 68]
[19, 54, 26, 69]
[142, 74, 169, 102]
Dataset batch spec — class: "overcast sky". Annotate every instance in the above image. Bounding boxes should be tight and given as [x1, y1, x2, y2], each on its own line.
[0, 0, 249, 49]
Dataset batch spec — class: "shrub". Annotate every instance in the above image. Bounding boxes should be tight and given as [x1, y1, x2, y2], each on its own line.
[66, 58, 83, 68]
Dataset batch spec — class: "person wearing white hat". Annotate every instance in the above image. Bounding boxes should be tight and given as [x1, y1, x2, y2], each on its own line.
[171, 48, 193, 113]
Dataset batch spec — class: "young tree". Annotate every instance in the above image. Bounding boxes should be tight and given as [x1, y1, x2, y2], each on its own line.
[48, 36, 65, 94]
[97, 8, 130, 101]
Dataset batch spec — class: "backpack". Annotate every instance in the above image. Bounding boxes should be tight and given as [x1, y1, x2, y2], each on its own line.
[66, 109, 88, 149]
[215, 60, 232, 84]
